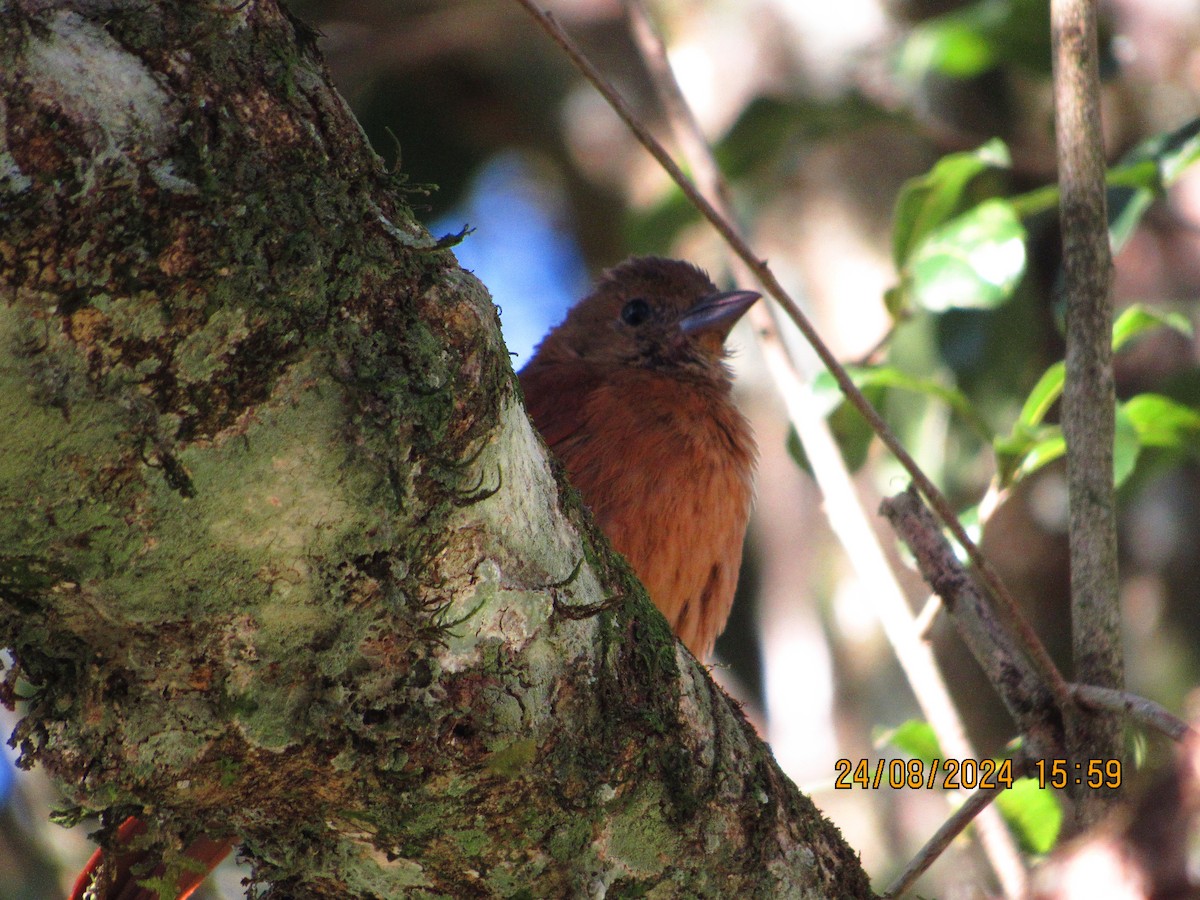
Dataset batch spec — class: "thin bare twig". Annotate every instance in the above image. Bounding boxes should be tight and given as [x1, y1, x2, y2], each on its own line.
[881, 486, 1063, 758]
[512, 0, 1072, 714]
[1051, 0, 1124, 826]
[884, 487, 1194, 748]
[883, 489, 1200, 744]
[622, 3, 1026, 895]
[881, 784, 1008, 899]
[1071, 684, 1194, 743]
[624, 1, 733, 217]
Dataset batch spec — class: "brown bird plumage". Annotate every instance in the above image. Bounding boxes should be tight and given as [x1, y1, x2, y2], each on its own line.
[69, 257, 758, 900]
[519, 256, 758, 658]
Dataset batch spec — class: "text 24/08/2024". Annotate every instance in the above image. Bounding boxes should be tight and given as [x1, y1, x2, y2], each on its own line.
[833, 757, 1123, 791]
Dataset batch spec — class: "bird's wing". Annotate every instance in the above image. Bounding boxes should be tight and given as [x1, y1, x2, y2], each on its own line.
[517, 362, 603, 454]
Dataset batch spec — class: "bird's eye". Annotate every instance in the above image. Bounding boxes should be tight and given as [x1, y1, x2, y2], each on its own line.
[620, 298, 652, 327]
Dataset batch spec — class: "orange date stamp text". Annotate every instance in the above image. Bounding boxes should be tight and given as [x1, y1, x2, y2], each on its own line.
[833, 757, 1014, 790]
[834, 757, 1123, 790]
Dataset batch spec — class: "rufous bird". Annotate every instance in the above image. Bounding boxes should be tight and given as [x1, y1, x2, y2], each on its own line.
[69, 256, 758, 900]
[519, 256, 758, 659]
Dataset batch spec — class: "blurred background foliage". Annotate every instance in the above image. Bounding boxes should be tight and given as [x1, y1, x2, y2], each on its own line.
[7, 0, 1200, 897]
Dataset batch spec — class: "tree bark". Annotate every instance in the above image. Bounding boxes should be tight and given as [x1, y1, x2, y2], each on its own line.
[1051, 0, 1124, 829]
[0, 1, 870, 896]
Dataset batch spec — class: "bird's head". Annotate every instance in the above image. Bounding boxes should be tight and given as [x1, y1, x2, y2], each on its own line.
[531, 257, 760, 381]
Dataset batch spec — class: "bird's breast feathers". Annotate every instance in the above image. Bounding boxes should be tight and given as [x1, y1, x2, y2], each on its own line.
[520, 363, 755, 657]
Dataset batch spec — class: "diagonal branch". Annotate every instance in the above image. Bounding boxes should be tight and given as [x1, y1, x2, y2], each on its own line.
[883, 489, 1193, 750]
[1071, 685, 1193, 743]
[881, 487, 1065, 758]
[883, 484, 1193, 892]
[881, 784, 1009, 900]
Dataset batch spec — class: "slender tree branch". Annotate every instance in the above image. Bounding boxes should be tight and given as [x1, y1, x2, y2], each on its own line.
[883, 484, 1194, 893]
[883, 489, 1200, 744]
[882, 487, 1192, 749]
[624, 1, 734, 218]
[880, 784, 1008, 899]
[621, 3, 1027, 895]
[881, 487, 1064, 758]
[1051, 0, 1124, 826]
[512, 0, 1073, 715]
[1071, 685, 1194, 743]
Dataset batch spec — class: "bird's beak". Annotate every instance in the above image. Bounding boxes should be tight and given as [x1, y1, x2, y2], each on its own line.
[678, 289, 761, 340]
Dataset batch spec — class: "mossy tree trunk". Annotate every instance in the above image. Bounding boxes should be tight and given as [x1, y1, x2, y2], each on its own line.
[0, 2, 871, 896]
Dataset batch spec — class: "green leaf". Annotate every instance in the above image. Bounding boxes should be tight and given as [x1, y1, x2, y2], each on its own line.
[1119, 116, 1200, 188]
[1012, 429, 1065, 482]
[892, 139, 1012, 268]
[906, 199, 1027, 311]
[899, 0, 1054, 80]
[1156, 118, 1200, 184]
[1108, 117, 1200, 251]
[997, 309, 1194, 488]
[1122, 393, 1200, 453]
[1010, 305, 1187, 435]
[876, 720, 942, 762]
[996, 406, 1168, 490]
[996, 777, 1062, 854]
[1008, 119, 1200, 253]
[1114, 404, 1141, 488]
[994, 425, 1064, 487]
[993, 429, 1033, 485]
[1016, 362, 1065, 430]
[900, 17, 996, 79]
[1111, 304, 1193, 352]
[1107, 186, 1157, 254]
